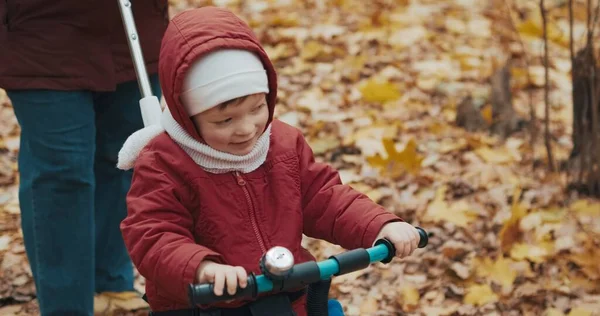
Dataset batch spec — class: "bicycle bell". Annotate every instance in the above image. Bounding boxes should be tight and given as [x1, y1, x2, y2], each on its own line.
[260, 246, 294, 280]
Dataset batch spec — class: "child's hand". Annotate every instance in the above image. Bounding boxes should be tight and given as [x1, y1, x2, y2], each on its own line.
[196, 261, 248, 296]
[375, 222, 420, 258]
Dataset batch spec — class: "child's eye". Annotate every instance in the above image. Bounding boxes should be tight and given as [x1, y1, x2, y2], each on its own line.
[215, 118, 232, 125]
[251, 103, 266, 113]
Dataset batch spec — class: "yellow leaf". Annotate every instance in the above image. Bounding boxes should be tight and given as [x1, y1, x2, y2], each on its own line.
[345, 55, 367, 69]
[416, 75, 437, 92]
[544, 308, 564, 316]
[428, 121, 453, 135]
[264, 44, 294, 61]
[464, 284, 498, 306]
[568, 247, 600, 279]
[517, 19, 543, 37]
[510, 67, 529, 89]
[499, 187, 526, 252]
[538, 208, 567, 223]
[476, 256, 517, 291]
[570, 200, 600, 215]
[400, 286, 420, 311]
[438, 138, 468, 154]
[517, 18, 569, 48]
[480, 104, 493, 125]
[388, 26, 428, 48]
[568, 308, 592, 316]
[301, 41, 323, 60]
[568, 274, 600, 291]
[343, 124, 400, 150]
[360, 297, 379, 314]
[95, 291, 149, 312]
[366, 138, 423, 177]
[424, 186, 478, 227]
[308, 135, 340, 155]
[510, 243, 548, 263]
[359, 78, 401, 103]
[269, 14, 299, 27]
[475, 146, 517, 164]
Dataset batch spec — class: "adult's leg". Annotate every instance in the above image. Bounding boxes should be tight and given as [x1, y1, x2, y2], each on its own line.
[8, 89, 96, 316]
[92, 74, 161, 292]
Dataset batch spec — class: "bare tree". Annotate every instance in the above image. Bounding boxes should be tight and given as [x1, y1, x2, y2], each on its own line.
[569, 0, 600, 196]
[540, 0, 556, 171]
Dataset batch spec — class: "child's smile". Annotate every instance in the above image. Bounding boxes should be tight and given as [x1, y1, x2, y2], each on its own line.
[191, 93, 269, 156]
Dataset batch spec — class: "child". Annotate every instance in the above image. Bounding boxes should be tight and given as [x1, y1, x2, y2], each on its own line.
[117, 6, 421, 316]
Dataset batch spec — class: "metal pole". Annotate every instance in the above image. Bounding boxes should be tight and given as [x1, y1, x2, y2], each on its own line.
[117, 0, 154, 99]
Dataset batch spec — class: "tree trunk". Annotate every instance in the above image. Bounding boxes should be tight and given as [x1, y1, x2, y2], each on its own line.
[455, 62, 525, 137]
[569, 45, 600, 196]
[490, 63, 524, 138]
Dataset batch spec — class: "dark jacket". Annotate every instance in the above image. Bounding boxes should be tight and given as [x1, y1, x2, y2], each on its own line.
[0, 0, 168, 91]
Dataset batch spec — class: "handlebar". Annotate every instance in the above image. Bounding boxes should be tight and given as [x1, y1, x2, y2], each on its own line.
[188, 227, 429, 306]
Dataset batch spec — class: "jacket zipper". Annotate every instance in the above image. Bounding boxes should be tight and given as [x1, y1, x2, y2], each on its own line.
[234, 171, 267, 253]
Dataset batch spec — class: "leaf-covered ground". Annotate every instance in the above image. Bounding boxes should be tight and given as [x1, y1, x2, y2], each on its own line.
[1, 0, 600, 315]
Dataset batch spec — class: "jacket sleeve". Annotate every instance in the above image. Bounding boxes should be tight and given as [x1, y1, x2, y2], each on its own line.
[120, 150, 223, 304]
[297, 133, 403, 250]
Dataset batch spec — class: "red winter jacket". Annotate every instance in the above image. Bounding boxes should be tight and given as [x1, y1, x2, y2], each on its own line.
[120, 7, 402, 314]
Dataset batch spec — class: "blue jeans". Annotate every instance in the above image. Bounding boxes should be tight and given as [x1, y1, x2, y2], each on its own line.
[6, 75, 161, 316]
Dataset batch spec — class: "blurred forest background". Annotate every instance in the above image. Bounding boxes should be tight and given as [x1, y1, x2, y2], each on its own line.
[1, 0, 599, 315]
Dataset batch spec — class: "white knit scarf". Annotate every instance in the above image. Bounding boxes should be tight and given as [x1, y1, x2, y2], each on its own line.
[116, 108, 270, 174]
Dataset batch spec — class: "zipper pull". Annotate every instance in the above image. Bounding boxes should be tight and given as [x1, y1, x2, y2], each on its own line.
[234, 171, 246, 186]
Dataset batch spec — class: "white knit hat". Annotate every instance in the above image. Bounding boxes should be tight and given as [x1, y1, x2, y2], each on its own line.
[180, 49, 270, 117]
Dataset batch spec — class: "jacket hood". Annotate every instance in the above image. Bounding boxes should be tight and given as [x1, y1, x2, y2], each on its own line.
[159, 7, 278, 142]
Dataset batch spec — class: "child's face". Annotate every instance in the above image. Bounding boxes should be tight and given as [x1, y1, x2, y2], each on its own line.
[191, 93, 269, 156]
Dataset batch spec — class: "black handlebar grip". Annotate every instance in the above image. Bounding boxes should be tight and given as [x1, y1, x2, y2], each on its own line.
[188, 273, 258, 306]
[416, 227, 428, 248]
[375, 226, 428, 264]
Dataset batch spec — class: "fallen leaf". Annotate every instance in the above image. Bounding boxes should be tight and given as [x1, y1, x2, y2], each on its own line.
[0, 234, 10, 251]
[567, 308, 592, 316]
[510, 243, 549, 263]
[295, 87, 329, 114]
[0, 305, 22, 316]
[424, 186, 478, 227]
[344, 123, 400, 156]
[517, 18, 569, 47]
[367, 138, 424, 177]
[475, 256, 517, 292]
[544, 308, 565, 316]
[388, 26, 428, 48]
[12, 274, 29, 286]
[440, 240, 471, 260]
[463, 284, 498, 306]
[480, 104, 493, 125]
[568, 248, 600, 279]
[1, 252, 22, 270]
[570, 200, 600, 215]
[307, 135, 340, 155]
[359, 78, 401, 104]
[499, 187, 526, 252]
[399, 285, 420, 311]
[450, 262, 472, 279]
[300, 41, 324, 60]
[360, 297, 379, 314]
[475, 146, 519, 164]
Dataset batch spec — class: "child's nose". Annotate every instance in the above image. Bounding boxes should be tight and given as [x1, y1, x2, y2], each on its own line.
[235, 120, 254, 136]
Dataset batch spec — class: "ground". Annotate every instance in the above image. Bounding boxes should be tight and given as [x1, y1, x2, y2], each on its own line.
[1, 0, 599, 315]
